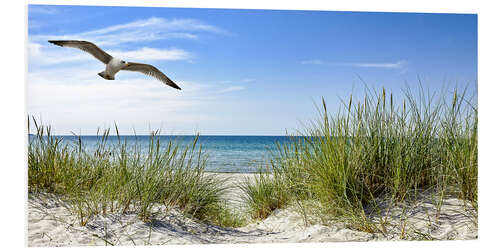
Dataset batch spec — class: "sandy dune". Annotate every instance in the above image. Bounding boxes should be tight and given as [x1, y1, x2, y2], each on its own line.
[27, 173, 477, 246]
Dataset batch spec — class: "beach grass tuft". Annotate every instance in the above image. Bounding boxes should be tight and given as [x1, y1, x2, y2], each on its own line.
[242, 85, 477, 227]
[238, 171, 289, 220]
[28, 120, 242, 227]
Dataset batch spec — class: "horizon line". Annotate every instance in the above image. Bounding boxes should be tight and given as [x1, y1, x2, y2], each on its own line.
[29, 133, 294, 137]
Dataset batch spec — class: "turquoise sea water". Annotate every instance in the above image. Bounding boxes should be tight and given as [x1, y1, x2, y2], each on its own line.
[47, 135, 292, 173]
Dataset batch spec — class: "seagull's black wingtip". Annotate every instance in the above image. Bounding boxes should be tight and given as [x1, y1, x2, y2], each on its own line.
[48, 40, 64, 46]
[170, 83, 182, 90]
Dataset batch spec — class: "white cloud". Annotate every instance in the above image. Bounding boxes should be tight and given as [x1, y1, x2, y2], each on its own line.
[28, 42, 42, 57]
[110, 47, 191, 62]
[27, 64, 245, 134]
[301, 59, 324, 65]
[30, 17, 229, 47]
[81, 17, 226, 36]
[240, 78, 256, 83]
[301, 59, 408, 69]
[217, 79, 256, 84]
[343, 60, 407, 69]
[28, 42, 192, 65]
[28, 43, 92, 65]
[28, 71, 209, 134]
[216, 86, 246, 94]
[28, 17, 227, 65]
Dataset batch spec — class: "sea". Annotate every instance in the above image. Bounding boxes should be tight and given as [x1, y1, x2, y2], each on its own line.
[44, 135, 294, 173]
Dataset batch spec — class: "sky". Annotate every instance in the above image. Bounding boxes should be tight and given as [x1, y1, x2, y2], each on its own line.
[27, 5, 477, 135]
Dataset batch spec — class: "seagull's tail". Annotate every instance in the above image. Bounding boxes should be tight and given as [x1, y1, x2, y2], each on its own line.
[98, 72, 114, 80]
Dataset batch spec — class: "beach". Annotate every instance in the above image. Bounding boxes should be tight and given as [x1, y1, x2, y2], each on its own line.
[28, 173, 477, 246]
[23, 5, 481, 248]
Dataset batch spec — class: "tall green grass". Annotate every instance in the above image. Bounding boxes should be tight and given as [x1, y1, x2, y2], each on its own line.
[238, 172, 289, 220]
[243, 85, 477, 223]
[28, 118, 243, 227]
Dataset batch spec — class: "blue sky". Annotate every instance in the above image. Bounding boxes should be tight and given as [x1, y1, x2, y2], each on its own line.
[27, 5, 477, 135]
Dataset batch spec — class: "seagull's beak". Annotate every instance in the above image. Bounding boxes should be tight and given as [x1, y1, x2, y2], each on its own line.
[125, 62, 129, 67]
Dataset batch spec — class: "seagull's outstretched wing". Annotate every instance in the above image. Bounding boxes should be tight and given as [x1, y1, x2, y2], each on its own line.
[48, 40, 112, 64]
[123, 62, 181, 90]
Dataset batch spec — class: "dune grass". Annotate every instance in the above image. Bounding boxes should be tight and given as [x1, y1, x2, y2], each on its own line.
[238, 172, 289, 220]
[241, 85, 477, 226]
[28, 119, 243, 227]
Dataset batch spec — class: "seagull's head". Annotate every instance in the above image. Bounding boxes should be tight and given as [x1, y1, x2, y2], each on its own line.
[120, 60, 129, 69]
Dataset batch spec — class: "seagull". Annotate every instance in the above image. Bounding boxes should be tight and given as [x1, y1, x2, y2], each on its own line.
[48, 40, 181, 90]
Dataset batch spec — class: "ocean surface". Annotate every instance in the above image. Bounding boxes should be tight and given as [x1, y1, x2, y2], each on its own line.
[47, 135, 293, 173]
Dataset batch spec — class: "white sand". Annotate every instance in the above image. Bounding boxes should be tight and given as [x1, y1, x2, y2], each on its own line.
[28, 173, 477, 246]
